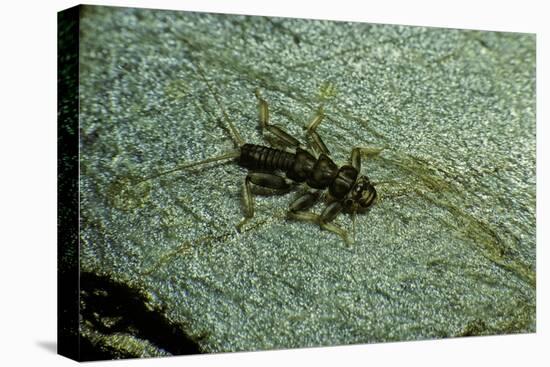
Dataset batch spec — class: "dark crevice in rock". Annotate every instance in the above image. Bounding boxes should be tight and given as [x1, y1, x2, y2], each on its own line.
[80, 272, 202, 358]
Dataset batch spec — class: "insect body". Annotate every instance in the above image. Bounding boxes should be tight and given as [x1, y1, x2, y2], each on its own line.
[138, 90, 381, 243]
[239, 143, 377, 215]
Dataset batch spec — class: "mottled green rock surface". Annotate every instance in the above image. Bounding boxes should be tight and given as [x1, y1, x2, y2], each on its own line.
[77, 5, 535, 358]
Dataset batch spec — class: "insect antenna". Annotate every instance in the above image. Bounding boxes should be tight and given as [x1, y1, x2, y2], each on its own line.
[178, 36, 245, 147]
[193, 61, 244, 147]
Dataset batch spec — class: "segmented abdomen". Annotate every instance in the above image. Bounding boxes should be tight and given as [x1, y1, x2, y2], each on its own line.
[239, 144, 294, 172]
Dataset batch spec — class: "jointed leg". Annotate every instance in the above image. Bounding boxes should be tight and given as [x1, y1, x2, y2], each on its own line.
[288, 191, 320, 214]
[255, 89, 301, 148]
[237, 172, 290, 231]
[304, 107, 330, 156]
[350, 146, 385, 172]
[319, 201, 349, 244]
[288, 192, 350, 244]
[287, 190, 322, 232]
[237, 175, 255, 231]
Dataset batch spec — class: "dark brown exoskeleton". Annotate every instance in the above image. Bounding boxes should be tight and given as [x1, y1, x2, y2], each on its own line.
[140, 90, 381, 243]
[233, 90, 381, 243]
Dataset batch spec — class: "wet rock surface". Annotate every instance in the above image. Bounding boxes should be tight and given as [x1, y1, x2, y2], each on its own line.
[77, 6, 535, 358]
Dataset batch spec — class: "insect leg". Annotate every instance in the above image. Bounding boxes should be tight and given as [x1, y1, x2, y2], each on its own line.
[287, 191, 322, 228]
[289, 191, 321, 213]
[350, 146, 385, 171]
[304, 107, 331, 156]
[248, 172, 291, 191]
[237, 175, 255, 231]
[288, 193, 350, 244]
[236, 172, 291, 231]
[255, 89, 301, 148]
[319, 201, 350, 244]
[351, 148, 361, 172]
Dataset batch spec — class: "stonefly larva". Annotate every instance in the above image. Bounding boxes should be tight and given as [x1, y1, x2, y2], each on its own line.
[131, 89, 382, 244]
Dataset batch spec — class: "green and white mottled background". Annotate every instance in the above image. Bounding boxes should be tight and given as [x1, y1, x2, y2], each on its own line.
[77, 5, 535, 358]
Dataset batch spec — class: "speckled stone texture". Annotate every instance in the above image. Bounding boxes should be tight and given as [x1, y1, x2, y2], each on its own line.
[76, 5, 535, 358]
